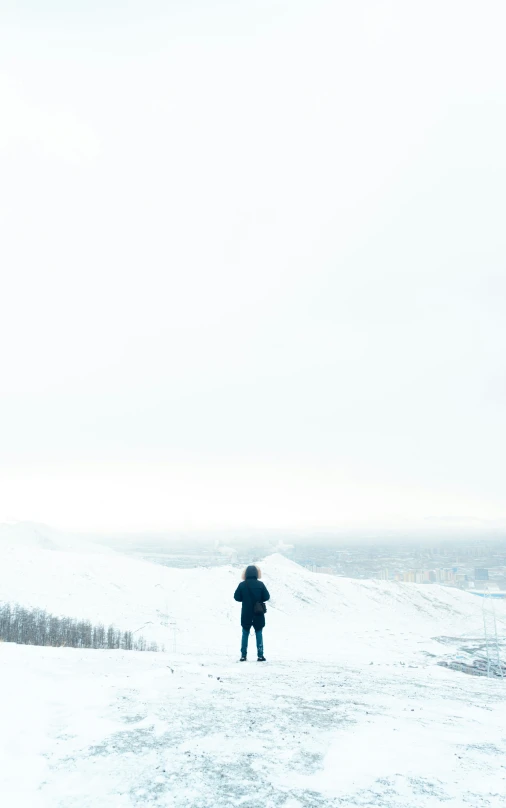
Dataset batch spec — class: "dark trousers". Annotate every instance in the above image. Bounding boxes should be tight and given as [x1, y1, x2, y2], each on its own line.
[241, 627, 263, 657]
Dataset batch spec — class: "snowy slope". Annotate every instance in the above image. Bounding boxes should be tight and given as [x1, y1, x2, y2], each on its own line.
[1, 536, 506, 807]
[1, 639, 505, 808]
[0, 532, 503, 664]
[0, 521, 113, 554]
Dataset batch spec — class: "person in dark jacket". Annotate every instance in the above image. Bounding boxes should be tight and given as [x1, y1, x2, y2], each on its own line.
[234, 564, 270, 661]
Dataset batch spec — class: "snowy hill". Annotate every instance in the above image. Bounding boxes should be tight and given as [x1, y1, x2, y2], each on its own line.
[0, 534, 503, 664]
[0, 521, 113, 554]
[1, 536, 506, 807]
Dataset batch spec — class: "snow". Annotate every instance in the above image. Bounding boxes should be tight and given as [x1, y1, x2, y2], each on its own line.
[0, 521, 113, 555]
[1, 530, 506, 806]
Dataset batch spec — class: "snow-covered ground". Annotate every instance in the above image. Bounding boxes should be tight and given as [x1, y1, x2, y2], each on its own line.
[1, 526, 506, 806]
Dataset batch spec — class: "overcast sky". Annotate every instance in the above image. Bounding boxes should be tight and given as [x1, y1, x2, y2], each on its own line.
[1, 0, 505, 532]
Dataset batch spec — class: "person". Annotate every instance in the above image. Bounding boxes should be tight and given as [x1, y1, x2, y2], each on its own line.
[234, 564, 270, 662]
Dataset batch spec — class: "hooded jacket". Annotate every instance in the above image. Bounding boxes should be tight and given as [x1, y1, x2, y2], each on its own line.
[233, 565, 270, 631]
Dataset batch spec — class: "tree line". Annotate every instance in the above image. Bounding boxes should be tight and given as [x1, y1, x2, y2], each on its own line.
[0, 602, 161, 652]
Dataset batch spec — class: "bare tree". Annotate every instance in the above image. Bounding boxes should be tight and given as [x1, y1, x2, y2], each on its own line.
[0, 602, 159, 654]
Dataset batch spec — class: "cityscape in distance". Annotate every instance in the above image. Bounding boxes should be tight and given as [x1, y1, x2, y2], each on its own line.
[100, 530, 506, 598]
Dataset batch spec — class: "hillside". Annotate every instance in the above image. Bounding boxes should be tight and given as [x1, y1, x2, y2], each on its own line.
[0, 521, 113, 555]
[1, 534, 506, 806]
[0, 527, 503, 664]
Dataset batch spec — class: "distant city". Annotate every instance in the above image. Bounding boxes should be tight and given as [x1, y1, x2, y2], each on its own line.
[104, 533, 506, 597]
[291, 540, 506, 596]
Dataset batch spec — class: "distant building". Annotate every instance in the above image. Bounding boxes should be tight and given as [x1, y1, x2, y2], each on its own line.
[474, 568, 489, 581]
[395, 568, 465, 586]
[434, 568, 457, 584]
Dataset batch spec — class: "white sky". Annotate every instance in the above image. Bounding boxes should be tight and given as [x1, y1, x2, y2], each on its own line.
[1, 0, 505, 532]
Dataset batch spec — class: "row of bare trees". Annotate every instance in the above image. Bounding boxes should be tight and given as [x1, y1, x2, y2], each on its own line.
[0, 602, 161, 652]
